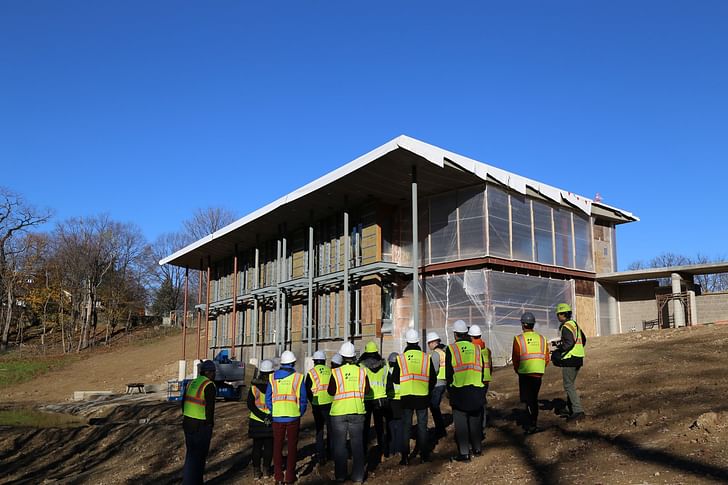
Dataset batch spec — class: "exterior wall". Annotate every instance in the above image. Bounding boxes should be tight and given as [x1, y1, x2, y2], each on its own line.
[616, 281, 659, 332]
[695, 292, 728, 324]
[575, 294, 597, 338]
[593, 221, 615, 273]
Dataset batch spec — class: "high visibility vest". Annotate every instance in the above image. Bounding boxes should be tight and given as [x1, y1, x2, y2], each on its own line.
[482, 346, 492, 383]
[308, 365, 333, 406]
[364, 364, 388, 400]
[387, 368, 400, 400]
[562, 320, 585, 359]
[397, 350, 430, 397]
[183, 376, 215, 421]
[448, 341, 484, 388]
[515, 331, 547, 375]
[270, 372, 303, 418]
[249, 385, 270, 423]
[330, 364, 367, 416]
[434, 347, 446, 380]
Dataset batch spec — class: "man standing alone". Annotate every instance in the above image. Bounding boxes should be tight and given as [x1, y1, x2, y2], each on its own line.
[555, 303, 586, 421]
[182, 360, 217, 485]
[512, 312, 549, 434]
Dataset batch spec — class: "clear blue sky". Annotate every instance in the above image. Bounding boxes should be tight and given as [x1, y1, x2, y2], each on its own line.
[1, 1, 726, 270]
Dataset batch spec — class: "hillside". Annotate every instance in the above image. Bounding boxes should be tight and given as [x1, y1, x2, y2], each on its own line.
[1, 325, 728, 484]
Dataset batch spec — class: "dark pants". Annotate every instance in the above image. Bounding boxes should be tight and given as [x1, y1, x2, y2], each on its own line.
[331, 414, 366, 482]
[386, 400, 402, 457]
[402, 407, 429, 459]
[482, 382, 490, 434]
[272, 420, 300, 483]
[518, 375, 542, 428]
[251, 437, 273, 473]
[364, 400, 386, 454]
[183, 423, 213, 485]
[312, 404, 331, 464]
[452, 408, 482, 456]
[429, 385, 447, 436]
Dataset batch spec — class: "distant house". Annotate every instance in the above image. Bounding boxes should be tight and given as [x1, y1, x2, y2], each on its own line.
[161, 136, 637, 366]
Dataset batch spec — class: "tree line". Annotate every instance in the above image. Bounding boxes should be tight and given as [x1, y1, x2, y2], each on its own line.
[0, 186, 235, 353]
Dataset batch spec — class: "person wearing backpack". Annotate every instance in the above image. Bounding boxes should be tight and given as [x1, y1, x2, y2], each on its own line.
[554, 303, 587, 421]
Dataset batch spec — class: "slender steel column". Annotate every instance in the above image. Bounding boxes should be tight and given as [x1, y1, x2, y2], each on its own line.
[307, 225, 314, 356]
[205, 257, 211, 360]
[252, 247, 259, 360]
[276, 239, 282, 354]
[182, 267, 189, 360]
[197, 261, 203, 360]
[343, 210, 350, 341]
[231, 249, 238, 359]
[412, 165, 419, 332]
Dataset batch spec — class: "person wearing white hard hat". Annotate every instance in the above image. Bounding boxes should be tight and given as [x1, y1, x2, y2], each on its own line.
[446, 320, 487, 462]
[247, 360, 275, 479]
[306, 350, 332, 466]
[468, 324, 486, 350]
[467, 324, 492, 437]
[266, 350, 307, 484]
[426, 331, 448, 439]
[331, 353, 343, 369]
[391, 328, 436, 465]
[328, 342, 370, 484]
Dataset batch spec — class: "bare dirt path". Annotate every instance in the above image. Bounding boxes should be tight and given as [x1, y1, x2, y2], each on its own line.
[2, 324, 728, 484]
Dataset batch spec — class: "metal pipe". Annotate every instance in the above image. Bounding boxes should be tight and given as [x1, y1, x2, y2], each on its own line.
[282, 236, 287, 349]
[231, 250, 238, 359]
[307, 225, 314, 357]
[197, 262, 203, 360]
[343, 210, 350, 342]
[205, 258, 211, 360]
[412, 165, 419, 332]
[276, 239, 282, 354]
[183, 267, 188, 361]
[253, 247, 259, 360]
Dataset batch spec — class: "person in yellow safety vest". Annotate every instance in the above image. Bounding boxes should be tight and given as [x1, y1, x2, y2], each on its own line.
[265, 350, 307, 485]
[327, 341, 371, 484]
[182, 360, 217, 485]
[467, 324, 493, 438]
[247, 359, 275, 479]
[305, 350, 333, 466]
[554, 303, 587, 421]
[446, 320, 488, 462]
[385, 351, 403, 458]
[392, 328, 436, 465]
[512, 312, 550, 435]
[358, 340, 389, 459]
[426, 331, 448, 439]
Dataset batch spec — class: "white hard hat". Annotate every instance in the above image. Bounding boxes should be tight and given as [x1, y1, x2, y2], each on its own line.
[468, 324, 482, 337]
[453, 320, 468, 334]
[339, 341, 356, 358]
[280, 350, 296, 364]
[331, 353, 343, 365]
[259, 359, 274, 373]
[313, 350, 326, 361]
[426, 331, 440, 343]
[405, 328, 420, 344]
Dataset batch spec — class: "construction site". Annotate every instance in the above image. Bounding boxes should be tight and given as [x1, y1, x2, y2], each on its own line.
[2, 136, 728, 484]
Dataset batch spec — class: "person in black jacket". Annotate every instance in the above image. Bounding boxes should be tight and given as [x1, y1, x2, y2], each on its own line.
[247, 359, 274, 479]
[182, 360, 217, 485]
[358, 341, 389, 459]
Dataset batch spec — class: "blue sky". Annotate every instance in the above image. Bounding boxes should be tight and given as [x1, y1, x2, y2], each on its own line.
[1, 1, 726, 270]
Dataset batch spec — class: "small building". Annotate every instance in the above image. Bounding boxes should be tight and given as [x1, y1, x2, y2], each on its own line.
[161, 136, 638, 367]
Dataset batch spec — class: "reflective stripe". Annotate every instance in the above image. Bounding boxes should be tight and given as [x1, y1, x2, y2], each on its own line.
[562, 320, 586, 359]
[516, 332, 547, 374]
[398, 350, 430, 396]
[270, 372, 303, 417]
[434, 348, 446, 380]
[330, 364, 366, 416]
[365, 365, 388, 400]
[183, 376, 214, 420]
[308, 365, 333, 406]
[449, 341, 485, 388]
[249, 386, 270, 423]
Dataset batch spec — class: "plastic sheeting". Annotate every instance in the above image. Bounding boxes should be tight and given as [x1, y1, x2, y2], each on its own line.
[393, 270, 573, 367]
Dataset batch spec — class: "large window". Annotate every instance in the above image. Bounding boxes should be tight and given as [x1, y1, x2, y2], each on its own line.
[429, 192, 458, 264]
[533, 201, 554, 265]
[458, 187, 486, 259]
[487, 186, 510, 258]
[511, 195, 533, 261]
[553, 208, 574, 268]
[574, 213, 593, 271]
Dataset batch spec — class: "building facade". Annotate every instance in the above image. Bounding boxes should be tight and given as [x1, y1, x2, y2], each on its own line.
[162, 136, 637, 368]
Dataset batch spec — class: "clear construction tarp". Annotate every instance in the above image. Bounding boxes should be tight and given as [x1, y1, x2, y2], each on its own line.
[392, 270, 573, 367]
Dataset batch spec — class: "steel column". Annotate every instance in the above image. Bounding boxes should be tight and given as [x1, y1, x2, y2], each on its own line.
[183, 267, 188, 360]
[231, 250, 238, 359]
[253, 247, 259, 360]
[343, 211, 350, 342]
[307, 225, 314, 357]
[412, 165, 419, 332]
[205, 258, 211, 360]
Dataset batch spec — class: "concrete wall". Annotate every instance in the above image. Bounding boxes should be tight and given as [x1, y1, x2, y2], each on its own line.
[617, 281, 659, 332]
[695, 292, 728, 324]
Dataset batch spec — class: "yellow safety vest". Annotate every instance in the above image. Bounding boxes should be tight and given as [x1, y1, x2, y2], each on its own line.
[249, 385, 270, 423]
[270, 372, 303, 418]
[562, 320, 585, 359]
[308, 365, 333, 406]
[330, 364, 367, 416]
[448, 341, 484, 388]
[386, 368, 400, 400]
[515, 331, 547, 375]
[183, 376, 215, 421]
[482, 346, 492, 383]
[398, 350, 430, 397]
[364, 364, 388, 400]
[434, 347, 446, 380]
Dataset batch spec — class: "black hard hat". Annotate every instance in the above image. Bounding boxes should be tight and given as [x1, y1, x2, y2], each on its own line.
[520, 312, 536, 326]
[200, 360, 216, 373]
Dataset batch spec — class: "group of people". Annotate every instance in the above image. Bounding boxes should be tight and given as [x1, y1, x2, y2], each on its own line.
[180, 302, 586, 484]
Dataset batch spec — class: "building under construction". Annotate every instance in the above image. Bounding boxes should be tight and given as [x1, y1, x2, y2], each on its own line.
[161, 136, 638, 368]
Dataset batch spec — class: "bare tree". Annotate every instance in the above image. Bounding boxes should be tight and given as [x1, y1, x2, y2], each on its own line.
[0, 188, 52, 351]
[150, 231, 190, 318]
[627, 252, 728, 292]
[183, 207, 237, 241]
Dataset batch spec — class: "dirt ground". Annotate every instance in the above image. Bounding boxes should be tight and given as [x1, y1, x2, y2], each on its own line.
[2, 324, 728, 484]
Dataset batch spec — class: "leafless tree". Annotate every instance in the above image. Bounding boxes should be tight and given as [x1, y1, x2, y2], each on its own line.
[183, 207, 237, 241]
[627, 252, 728, 292]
